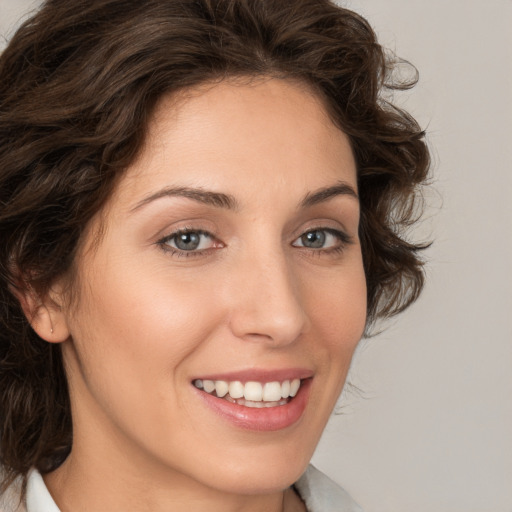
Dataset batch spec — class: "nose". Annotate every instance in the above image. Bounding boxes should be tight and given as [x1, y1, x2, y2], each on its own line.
[227, 250, 308, 346]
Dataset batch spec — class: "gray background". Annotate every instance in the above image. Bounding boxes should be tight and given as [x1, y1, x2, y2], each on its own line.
[1, 1, 511, 511]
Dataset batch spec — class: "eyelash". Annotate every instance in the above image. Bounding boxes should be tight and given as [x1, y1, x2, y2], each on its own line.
[293, 228, 353, 256]
[157, 228, 219, 258]
[156, 227, 352, 258]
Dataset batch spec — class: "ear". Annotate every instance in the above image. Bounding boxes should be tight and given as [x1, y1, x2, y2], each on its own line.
[13, 283, 70, 344]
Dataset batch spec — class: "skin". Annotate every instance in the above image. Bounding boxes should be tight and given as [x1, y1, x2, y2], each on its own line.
[32, 78, 367, 512]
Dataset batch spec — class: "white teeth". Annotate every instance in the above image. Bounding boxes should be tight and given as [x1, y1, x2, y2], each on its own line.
[215, 380, 229, 398]
[238, 398, 288, 408]
[203, 380, 215, 393]
[290, 379, 300, 397]
[224, 395, 288, 407]
[228, 381, 244, 399]
[281, 380, 290, 398]
[193, 378, 304, 403]
[263, 381, 282, 402]
[244, 382, 263, 401]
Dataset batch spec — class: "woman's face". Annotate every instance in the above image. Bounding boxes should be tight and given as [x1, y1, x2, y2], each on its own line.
[57, 78, 366, 496]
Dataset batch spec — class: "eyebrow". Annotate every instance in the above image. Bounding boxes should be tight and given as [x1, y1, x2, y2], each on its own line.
[130, 180, 358, 213]
[130, 186, 239, 212]
[300, 181, 359, 208]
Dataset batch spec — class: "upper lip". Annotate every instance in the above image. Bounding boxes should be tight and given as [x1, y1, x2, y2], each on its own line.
[191, 368, 314, 383]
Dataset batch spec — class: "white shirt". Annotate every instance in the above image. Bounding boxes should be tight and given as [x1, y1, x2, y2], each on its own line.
[1, 465, 363, 512]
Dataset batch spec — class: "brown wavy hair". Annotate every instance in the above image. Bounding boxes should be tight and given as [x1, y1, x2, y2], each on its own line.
[0, 0, 429, 491]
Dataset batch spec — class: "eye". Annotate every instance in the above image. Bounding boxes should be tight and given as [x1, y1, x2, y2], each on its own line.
[292, 228, 349, 250]
[158, 229, 217, 253]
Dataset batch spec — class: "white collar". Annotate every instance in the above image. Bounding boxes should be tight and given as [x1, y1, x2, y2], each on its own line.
[26, 469, 59, 512]
[294, 464, 363, 512]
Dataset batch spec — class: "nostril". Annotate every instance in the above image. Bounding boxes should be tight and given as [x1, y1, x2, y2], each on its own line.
[244, 332, 274, 341]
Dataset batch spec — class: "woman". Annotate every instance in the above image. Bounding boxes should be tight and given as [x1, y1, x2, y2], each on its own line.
[0, 1, 429, 510]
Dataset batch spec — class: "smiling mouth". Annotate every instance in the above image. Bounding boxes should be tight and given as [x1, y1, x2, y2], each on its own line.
[193, 378, 302, 408]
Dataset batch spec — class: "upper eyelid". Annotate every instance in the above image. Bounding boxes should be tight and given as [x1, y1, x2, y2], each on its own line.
[157, 225, 217, 242]
[160, 227, 212, 238]
[292, 225, 353, 241]
[290, 215, 353, 235]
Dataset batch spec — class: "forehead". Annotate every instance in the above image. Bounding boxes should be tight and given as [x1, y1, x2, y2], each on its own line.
[111, 78, 357, 213]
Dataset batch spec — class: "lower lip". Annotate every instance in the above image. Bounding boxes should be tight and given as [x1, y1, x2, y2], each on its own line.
[195, 379, 312, 432]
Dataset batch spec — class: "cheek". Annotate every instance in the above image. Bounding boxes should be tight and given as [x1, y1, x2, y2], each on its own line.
[66, 260, 224, 398]
[303, 261, 367, 371]
[307, 261, 367, 332]
[63, 262, 228, 451]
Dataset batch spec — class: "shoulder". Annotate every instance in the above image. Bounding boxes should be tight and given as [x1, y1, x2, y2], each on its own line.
[294, 465, 364, 512]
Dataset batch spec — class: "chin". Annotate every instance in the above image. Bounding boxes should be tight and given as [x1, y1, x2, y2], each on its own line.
[149, 430, 316, 496]
[204, 454, 312, 495]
